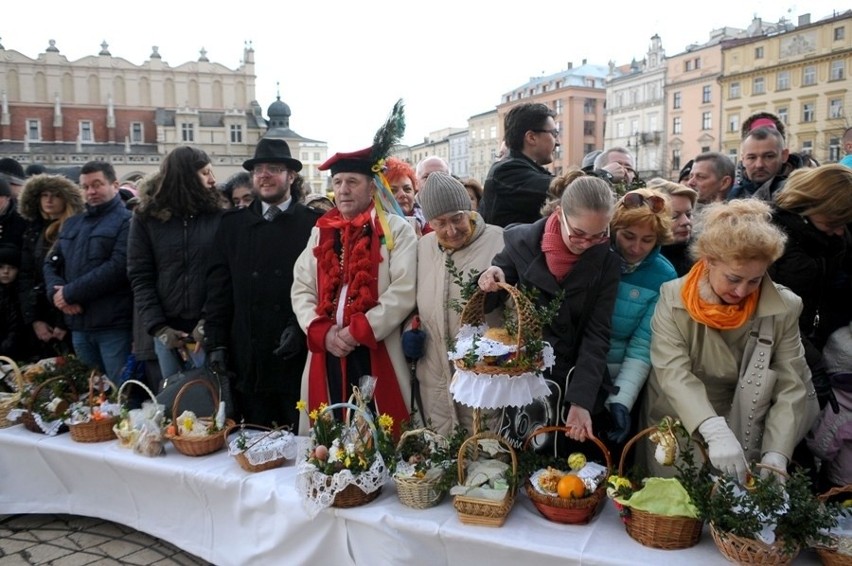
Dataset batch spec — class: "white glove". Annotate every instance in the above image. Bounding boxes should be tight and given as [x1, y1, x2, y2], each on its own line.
[759, 452, 788, 485]
[698, 416, 748, 484]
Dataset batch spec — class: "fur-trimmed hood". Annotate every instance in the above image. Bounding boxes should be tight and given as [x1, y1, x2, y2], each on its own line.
[18, 174, 85, 222]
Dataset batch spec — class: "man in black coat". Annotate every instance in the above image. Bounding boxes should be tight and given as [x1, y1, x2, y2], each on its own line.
[479, 103, 557, 227]
[203, 139, 321, 428]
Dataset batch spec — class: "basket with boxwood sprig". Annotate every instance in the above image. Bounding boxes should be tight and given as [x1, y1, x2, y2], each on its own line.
[393, 422, 468, 509]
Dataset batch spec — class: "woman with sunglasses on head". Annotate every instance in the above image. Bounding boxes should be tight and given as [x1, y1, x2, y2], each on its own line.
[479, 170, 620, 448]
[603, 188, 678, 448]
[641, 199, 818, 483]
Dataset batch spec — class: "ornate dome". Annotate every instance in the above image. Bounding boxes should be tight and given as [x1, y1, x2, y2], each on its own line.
[267, 95, 291, 119]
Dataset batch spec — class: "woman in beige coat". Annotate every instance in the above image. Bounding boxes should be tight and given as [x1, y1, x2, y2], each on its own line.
[642, 199, 818, 483]
[414, 172, 504, 436]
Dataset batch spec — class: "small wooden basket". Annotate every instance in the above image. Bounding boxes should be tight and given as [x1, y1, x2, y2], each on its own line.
[224, 423, 288, 473]
[164, 378, 234, 457]
[68, 372, 118, 443]
[523, 426, 611, 524]
[453, 431, 517, 527]
[393, 428, 450, 509]
[616, 424, 706, 550]
[21, 375, 78, 434]
[815, 485, 852, 566]
[113, 379, 160, 448]
[455, 282, 542, 376]
[0, 356, 24, 428]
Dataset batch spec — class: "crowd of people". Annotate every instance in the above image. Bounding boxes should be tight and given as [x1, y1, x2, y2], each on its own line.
[1, 105, 851, 491]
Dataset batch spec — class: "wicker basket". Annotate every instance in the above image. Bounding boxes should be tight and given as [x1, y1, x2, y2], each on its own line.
[224, 423, 288, 473]
[21, 375, 78, 434]
[616, 424, 706, 550]
[455, 282, 542, 376]
[0, 356, 24, 429]
[453, 431, 517, 527]
[815, 485, 852, 566]
[523, 426, 611, 524]
[68, 372, 118, 443]
[710, 522, 799, 565]
[164, 378, 234, 457]
[332, 482, 383, 508]
[113, 379, 160, 448]
[393, 428, 450, 509]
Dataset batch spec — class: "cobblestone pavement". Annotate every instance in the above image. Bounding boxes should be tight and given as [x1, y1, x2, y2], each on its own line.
[0, 514, 210, 566]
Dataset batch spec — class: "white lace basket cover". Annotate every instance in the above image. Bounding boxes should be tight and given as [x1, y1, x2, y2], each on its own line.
[228, 429, 298, 466]
[295, 453, 389, 518]
[448, 323, 555, 410]
[7, 407, 64, 435]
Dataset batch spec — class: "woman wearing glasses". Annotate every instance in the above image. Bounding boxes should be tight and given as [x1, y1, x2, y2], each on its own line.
[603, 188, 678, 446]
[479, 170, 620, 448]
[641, 199, 818, 482]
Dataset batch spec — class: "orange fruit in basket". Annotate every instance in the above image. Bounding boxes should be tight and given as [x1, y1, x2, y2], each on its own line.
[557, 474, 585, 499]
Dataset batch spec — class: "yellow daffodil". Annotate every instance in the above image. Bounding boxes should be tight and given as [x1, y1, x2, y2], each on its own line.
[309, 409, 318, 421]
[378, 414, 393, 432]
[296, 400, 307, 413]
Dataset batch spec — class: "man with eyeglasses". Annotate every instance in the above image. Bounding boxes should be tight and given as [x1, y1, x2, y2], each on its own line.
[202, 138, 321, 428]
[480, 102, 558, 227]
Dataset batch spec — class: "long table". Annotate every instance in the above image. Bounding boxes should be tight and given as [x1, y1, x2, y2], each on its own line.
[0, 425, 821, 565]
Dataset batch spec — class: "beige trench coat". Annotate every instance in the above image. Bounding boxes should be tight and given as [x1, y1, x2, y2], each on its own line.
[415, 218, 504, 436]
[641, 275, 818, 474]
[291, 212, 417, 434]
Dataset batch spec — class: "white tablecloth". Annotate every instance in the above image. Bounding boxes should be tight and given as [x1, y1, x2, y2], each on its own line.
[0, 425, 820, 565]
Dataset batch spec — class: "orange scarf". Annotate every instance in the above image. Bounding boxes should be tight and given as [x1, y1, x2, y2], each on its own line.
[681, 261, 759, 330]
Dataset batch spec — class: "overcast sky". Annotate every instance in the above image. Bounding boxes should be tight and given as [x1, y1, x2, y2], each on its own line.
[4, 1, 845, 152]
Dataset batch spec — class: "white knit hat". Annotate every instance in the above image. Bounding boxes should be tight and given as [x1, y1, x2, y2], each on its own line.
[823, 324, 852, 375]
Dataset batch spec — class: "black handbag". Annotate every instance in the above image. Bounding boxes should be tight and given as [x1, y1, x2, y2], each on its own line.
[156, 364, 235, 420]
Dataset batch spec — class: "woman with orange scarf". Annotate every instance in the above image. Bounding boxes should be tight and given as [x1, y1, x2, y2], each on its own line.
[641, 199, 818, 482]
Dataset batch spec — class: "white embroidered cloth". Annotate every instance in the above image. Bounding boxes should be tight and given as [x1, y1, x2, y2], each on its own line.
[228, 429, 298, 466]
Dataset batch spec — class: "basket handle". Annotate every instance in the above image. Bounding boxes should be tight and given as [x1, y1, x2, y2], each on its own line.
[0, 356, 24, 391]
[86, 370, 115, 408]
[171, 378, 219, 423]
[222, 423, 287, 452]
[26, 374, 78, 412]
[522, 425, 613, 472]
[320, 402, 380, 448]
[460, 281, 541, 353]
[619, 423, 709, 477]
[819, 484, 852, 503]
[116, 379, 158, 406]
[456, 431, 519, 495]
[395, 427, 449, 453]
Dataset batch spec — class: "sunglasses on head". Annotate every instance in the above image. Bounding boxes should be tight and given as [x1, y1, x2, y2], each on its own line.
[621, 192, 665, 213]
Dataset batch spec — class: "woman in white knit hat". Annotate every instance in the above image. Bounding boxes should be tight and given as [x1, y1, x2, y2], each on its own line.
[414, 171, 504, 436]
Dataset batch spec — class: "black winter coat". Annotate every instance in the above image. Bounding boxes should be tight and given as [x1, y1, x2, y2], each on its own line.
[480, 151, 553, 227]
[0, 199, 27, 249]
[127, 210, 223, 335]
[203, 200, 320, 395]
[492, 218, 621, 413]
[18, 219, 65, 328]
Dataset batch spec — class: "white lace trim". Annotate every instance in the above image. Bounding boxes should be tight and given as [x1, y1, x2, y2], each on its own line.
[7, 408, 64, 436]
[228, 430, 298, 466]
[449, 369, 551, 409]
[295, 453, 388, 519]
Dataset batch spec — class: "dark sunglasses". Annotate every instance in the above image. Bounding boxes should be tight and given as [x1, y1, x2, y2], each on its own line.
[621, 192, 665, 213]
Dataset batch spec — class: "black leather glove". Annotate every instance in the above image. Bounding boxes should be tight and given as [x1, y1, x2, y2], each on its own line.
[607, 402, 631, 444]
[272, 324, 305, 359]
[207, 348, 228, 374]
[812, 367, 840, 414]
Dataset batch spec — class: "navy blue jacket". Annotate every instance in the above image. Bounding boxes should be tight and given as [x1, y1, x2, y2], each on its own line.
[43, 194, 133, 331]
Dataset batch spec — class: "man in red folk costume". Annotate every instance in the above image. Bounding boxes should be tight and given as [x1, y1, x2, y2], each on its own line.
[292, 100, 416, 437]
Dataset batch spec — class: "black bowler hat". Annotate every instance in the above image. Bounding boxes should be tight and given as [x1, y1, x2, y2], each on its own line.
[242, 138, 302, 172]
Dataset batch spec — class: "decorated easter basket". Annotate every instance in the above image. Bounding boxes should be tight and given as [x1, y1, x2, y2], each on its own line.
[67, 372, 119, 443]
[113, 379, 165, 456]
[523, 426, 611, 525]
[0, 356, 24, 428]
[815, 485, 852, 566]
[21, 375, 78, 435]
[225, 423, 295, 473]
[453, 431, 517, 527]
[163, 378, 234, 457]
[393, 428, 450, 510]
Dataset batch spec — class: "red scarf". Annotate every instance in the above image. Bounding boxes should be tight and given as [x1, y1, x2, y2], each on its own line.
[541, 212, 581, 281]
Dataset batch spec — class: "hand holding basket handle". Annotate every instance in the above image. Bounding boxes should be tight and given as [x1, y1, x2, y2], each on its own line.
[478, 266, 505, 293]
[698, 416, 748, 483]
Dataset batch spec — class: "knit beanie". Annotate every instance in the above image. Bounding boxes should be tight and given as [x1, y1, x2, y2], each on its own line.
[418, 172, 471, 221]
[823, 324, 852, 375]
[0, 244, 21, 268]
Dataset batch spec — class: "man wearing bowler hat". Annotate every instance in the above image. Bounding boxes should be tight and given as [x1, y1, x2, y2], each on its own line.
[202, 138, 321, 428]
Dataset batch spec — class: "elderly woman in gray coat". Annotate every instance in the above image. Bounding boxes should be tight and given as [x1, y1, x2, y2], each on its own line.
[642, 199, 818, 483]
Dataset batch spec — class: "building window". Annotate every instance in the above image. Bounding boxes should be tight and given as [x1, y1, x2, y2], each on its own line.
[830, 99, 843, 119]
[702, 86, 711, 104]
[79, 121, 93, 142]
[753, 77, 765, 94]
[630, 120, 638, 135]
[729, 114, 740, 132]
[27, 119, 40, 141]
[490, 126, 497, 138]
[300, 152, 308, 161]
[130, 122, 143, 143]
[672, 149, 681, 171]
[229, 124, 242, 143]
[673, 117, 682, 135]
[835, 26, 845, 41]
[830, 137, 842, 161]
[181, 123, 194, 142]
[802, 103, 815, 122]
[755, 46, 764, 59]
[583, 98, 596, 113]
[729, 82, 741, 99]
[803, 65, 816, 86]
[583, 121, 595, 136]
[777, 107, 788, 124]
[701, 145, 711, 153]
[313, 152, 321, 161]
[584, 143, 596, 155]
[555, 99, 563, 114]
[617, 122, 625, 137]
[673, 92, 681, 109]
[830, 60, 845, 81]
[470, 129, 476, 141]
[802, 140, 813, 154]
[702, 112, 712, 130]
[776, 71, 790, 91]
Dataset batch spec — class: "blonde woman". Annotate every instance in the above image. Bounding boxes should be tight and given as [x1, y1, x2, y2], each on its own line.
[642, 199, 818, 482]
